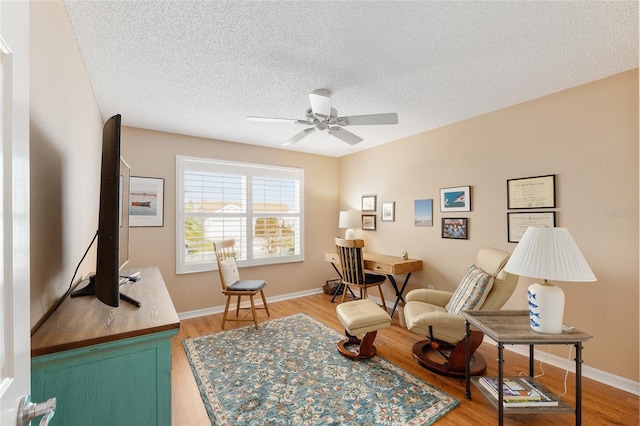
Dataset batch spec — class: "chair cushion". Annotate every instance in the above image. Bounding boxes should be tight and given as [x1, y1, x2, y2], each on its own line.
[227, 279, 267, 291]
[219, 257, 240, 285]
[364, 273, 386, 285]
[445, 265, 494, 314]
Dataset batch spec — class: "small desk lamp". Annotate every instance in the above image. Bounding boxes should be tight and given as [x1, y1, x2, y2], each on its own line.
[338, 210, 357, 239]
[504, 227, 596, 334]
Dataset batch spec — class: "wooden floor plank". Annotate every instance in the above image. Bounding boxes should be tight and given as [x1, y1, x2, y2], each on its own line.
[171, 293, 639, 425]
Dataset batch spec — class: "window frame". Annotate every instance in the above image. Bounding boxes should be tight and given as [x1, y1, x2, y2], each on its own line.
[176, 155, 304, 274]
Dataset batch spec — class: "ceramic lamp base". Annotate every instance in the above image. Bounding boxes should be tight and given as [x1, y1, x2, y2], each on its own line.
[527, 281, 565, 334]
[345, 228, 355, 239]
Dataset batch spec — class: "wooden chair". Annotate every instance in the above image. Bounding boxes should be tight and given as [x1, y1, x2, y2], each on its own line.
[213, 239, 270, 330]
[335, 238, 387, 308]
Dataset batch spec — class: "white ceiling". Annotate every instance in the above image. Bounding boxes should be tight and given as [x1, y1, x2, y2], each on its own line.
[63, 1, 638, 158]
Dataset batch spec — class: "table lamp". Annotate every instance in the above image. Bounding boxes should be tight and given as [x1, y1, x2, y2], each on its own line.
[338, 210, 357, 239]
[504, 227, 596, 334]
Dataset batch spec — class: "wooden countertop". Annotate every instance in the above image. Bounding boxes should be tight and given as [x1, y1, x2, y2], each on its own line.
[31, 266, 180, 357]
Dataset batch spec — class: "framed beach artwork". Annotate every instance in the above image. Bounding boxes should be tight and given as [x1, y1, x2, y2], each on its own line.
[414, 199, 433, 227]
[440, 186, 471, 212]
[129, 176, 164, 227]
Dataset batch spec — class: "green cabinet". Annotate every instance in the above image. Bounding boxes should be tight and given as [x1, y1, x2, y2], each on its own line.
[31, 267, 179, 426]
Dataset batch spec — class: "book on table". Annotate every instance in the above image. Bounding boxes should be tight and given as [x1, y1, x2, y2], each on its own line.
[478, 377, 559, 407]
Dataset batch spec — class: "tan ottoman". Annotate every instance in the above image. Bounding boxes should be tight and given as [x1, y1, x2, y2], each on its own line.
[335, 299, 391, 359]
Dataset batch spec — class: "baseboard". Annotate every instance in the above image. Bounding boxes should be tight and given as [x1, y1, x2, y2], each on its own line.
[177, 287, 324, 320]
[178, 289, 640, 396]
[484, 338, 640, 396]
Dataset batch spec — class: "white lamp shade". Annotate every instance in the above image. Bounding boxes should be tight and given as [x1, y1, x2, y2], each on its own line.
[338, 210, 357, 239]
[504, 227, 596, 282]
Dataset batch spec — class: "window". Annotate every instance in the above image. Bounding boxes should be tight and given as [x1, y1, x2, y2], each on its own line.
[176, 156, 304, 274]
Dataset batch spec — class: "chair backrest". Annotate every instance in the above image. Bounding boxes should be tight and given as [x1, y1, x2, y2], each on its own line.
[213, 239, 240, 290]
[335, 238, 367, 285]
[474, 247, 519, 311]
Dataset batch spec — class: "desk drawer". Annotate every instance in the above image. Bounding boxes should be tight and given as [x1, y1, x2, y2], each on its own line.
[365, 261, 393, 274]
[325, 253, 340, 263]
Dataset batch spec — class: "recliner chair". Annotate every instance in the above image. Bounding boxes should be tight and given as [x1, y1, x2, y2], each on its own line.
[403, 247, 518, 377]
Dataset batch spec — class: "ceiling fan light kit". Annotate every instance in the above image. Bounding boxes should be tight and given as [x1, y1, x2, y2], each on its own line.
[247, 89, 399, 146]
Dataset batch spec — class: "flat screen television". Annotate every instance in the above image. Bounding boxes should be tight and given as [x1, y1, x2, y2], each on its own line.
[71, 114, 136, 307]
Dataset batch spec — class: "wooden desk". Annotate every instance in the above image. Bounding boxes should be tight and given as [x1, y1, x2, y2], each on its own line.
[324, 251, 423, 317]
[31, 266, 180, 425]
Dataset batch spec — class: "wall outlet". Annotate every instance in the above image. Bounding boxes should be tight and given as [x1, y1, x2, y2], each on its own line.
[427, 285, 435, 290]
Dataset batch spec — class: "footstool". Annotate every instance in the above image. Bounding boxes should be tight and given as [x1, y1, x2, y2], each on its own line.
[335, 299, 391, 359]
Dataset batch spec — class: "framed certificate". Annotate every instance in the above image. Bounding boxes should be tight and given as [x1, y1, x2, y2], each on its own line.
[507, 212, 556, 243]
[507, 175, 556, 209]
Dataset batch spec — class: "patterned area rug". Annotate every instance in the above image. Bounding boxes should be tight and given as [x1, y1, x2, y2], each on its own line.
[183, 313, 458, 425]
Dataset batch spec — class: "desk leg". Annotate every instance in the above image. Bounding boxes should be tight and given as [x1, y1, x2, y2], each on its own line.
[575, 342, 583, 426]
[498, 343, 504, 426]
[464, 320, 472, 400]
[389, 273, 412, 317]
[329, 262, 343, 302]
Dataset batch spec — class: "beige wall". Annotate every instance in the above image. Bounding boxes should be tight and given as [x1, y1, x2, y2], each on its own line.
[121, 128, 338, 313]
[29, 0, 104, 327]
[338, 70, 639, 382]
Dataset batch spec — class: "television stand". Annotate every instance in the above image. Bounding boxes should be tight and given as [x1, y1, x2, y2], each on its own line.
[71, 274, 141, 307]
[31, 267, 179, 425]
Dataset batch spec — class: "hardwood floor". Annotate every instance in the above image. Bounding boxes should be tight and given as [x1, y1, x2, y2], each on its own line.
[171, 293, 639, 425]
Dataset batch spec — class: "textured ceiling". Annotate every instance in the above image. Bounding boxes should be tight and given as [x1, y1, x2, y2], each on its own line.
[64, 1, 638, 158]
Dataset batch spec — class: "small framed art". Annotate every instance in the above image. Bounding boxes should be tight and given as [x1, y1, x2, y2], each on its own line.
[441, 218, 467, 239]
[440, 186, 471, 212]
[507, 211, 556, 243]
[362, 214, 377, 231]
[129, 176, 164, 227]
[381, 201, 395, 222]
[362, 195, 377, 212]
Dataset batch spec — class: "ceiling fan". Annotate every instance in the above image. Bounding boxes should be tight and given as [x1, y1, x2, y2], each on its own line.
[247, 89, 398, 146]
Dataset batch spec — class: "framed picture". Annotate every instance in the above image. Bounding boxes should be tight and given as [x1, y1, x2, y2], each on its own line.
[362, 195, 377, 212]
[440, 186, 471, 212]
[129, 176, 164, 227]
[414, 199, 433, 227]
[362, 214, 377, 231]
[441, 218, 468, 239]
[507, 212, 556, 243]
[381, 201, 395, 222]
[507, 174, 556, 209]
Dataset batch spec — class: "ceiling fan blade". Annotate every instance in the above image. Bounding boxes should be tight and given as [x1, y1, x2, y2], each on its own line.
[328, 126, 363, 145]
[338, 113, 398, 126]
[246, 116, 305, 124]
[282, 128, 315, 146]
[308, 89, 332, 118]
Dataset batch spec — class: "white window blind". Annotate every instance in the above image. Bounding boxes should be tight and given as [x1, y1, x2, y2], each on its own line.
[176, 156, 304, 274]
